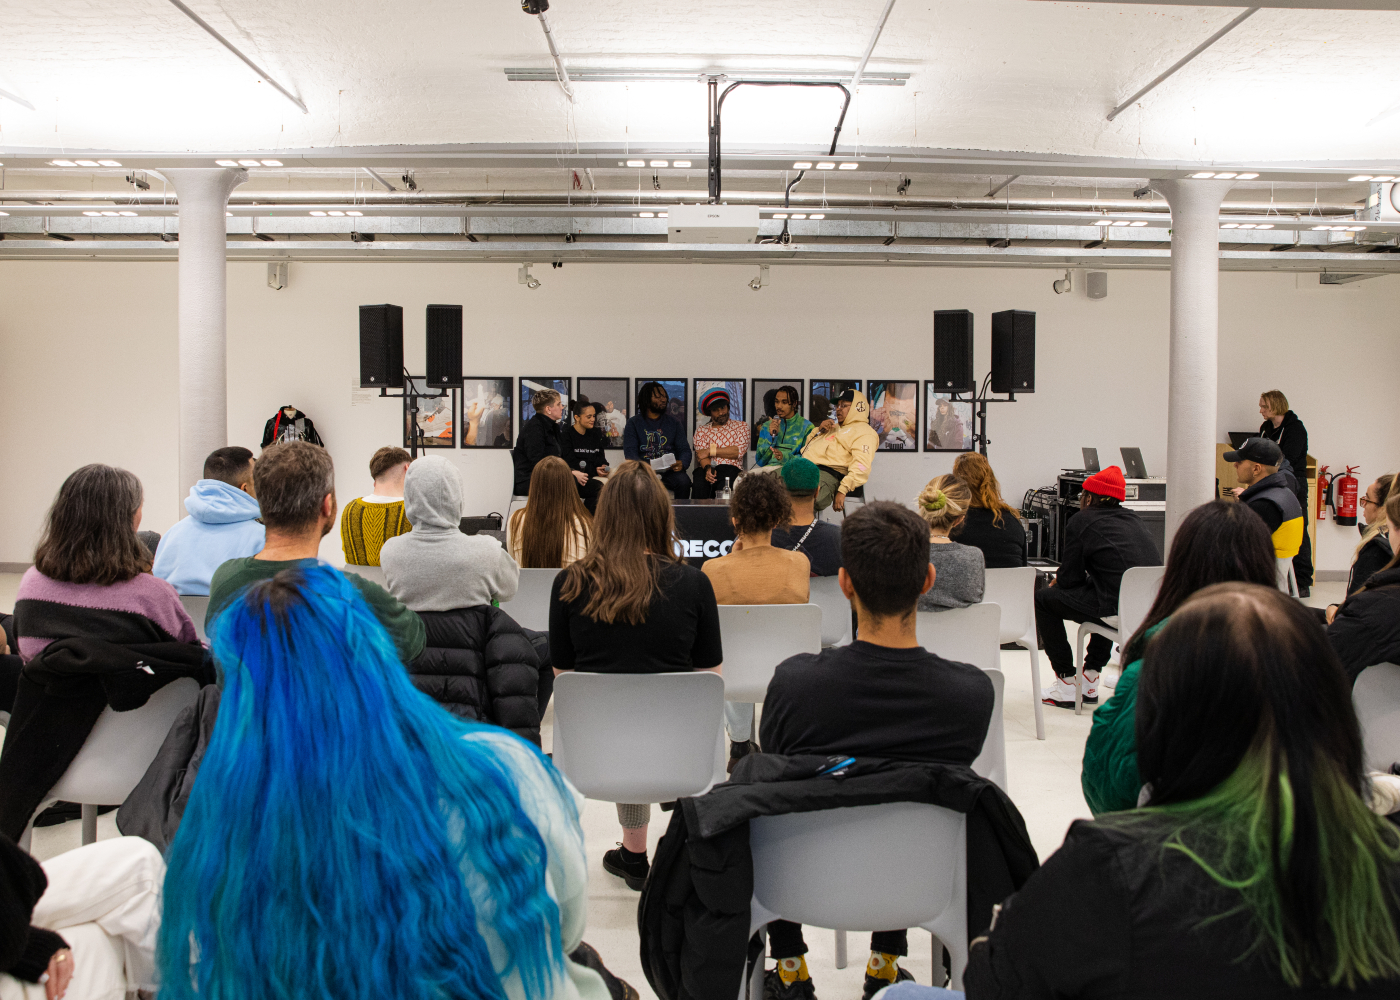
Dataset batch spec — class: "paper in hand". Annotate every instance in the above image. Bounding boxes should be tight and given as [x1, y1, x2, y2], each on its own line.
[649, 452, 676, 472]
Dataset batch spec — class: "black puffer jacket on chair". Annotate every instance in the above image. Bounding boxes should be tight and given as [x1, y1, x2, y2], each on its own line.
[411, 606, 542, 745]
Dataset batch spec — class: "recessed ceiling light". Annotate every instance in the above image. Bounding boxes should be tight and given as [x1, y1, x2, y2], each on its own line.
[1238, 223, 1257, 229]
[216, 159, 239, 166]
[1221, 223, 1240, 229]
[772, 213, 788, 219]
[1235, 173, 1259, 180]
[310, 210, 327, 216]
[82, 210, 101, 217]
[225, 212, 233, 218]
[1213, 172, 1237, 179]
[672, 161, 691, 168]
[809, 213, 825, 220]
[327, 210, 345, 216]
[100, 210, 119, 216]
[98, 159, 122, 167]
[658, 211, 668, 217]
[51, 160, 76, 167]
[261, 159, 282, 167]
[838, 162, 858, 170]
[119, 210, 137, 216]
[625, 159, 645, 167]
[1094, 219, 1113, 226]
[346, 210, 363, 216]
[815, 162, 835, 170]
[238, 159, 260, 167]
[1255, 223, 1274, 229]
[1349, 175, 1373, 182]
[792, 162, 812, 169]
[75, 160, 99, 167]
[790, 213, 807, 219]
[1129, 220, 1148, 227]
[1191, 172, 1215, 179]
[638, 211, 655, 217]
[1111, 220, 1130, 226]
[1371, 175, 1395, 182]
[0, 211, 8, 217]
[649, 160, 667, 168]
[1349, 225, 1367, 231]
[1311, 225, 1331, 231]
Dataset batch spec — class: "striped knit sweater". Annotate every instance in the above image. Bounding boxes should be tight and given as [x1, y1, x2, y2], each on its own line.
[13, 568, 200, 662]
[340, 497, 412, 566]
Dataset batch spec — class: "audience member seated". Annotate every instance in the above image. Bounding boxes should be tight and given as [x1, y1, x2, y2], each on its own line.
[14, 464, 199, 662]
[510, 457, 592, 569]
[1226, 437, 1305, 576]
[511, 388, 565, 498]
[153, 446, 264, 595]
[548, 461, 722, 890]
[702, 471, 809, 771]
[949, 452, 1027, 568]
[1082, 500, 1276, 815]
[158, 564, 632, 1000]
[759, 502, 994, 1000]
[769, 457, 842, 576]
[915, 475, 985, 612]
[1327, 487, 1400, 685]
[207, 441, 425, 663]
[756, 384, 813, 470]
[2, 834, 165, 1000]
[799, 389, 878, 513]
[966, 583, 1400, 998]
[623, 381, 692, 499]
[561, 398, 610, 514]
[0, 616, 18, 715]
[1343, 472, 1393, 600]
[339, 446, 412, 567]
[379, 457, 540, 739]
[1035, 466, 1159, 708]
[692, 388, 748, 499]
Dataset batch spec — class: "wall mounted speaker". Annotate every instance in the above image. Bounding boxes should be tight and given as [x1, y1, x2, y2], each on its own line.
[425, 304, 463, 388]
[1087, 271, 1108, 299]
[933, 309, 975, 393]
[991, 310, 1035, 393]
[359, 304, 403, 388]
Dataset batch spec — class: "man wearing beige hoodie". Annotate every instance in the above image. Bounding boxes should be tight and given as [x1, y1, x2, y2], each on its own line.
[800, 388, 880, 511]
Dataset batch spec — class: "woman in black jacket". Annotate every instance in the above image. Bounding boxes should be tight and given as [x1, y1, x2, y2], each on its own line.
[1258, 390, 1312, 595]
[1345, 473, 1394, 596]
[510, 387, 565, 496]
[1328, 488, 1400, 685]
[950, 453, 1026, 568]
[560, 398, 610, 514]
[967, 583, 1400, 999]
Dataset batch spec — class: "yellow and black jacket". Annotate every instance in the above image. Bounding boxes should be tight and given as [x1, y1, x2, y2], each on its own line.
[1239, 472, 1304, 559]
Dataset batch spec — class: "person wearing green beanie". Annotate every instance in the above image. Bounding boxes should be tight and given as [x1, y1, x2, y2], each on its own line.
[770, 457, 843, 576]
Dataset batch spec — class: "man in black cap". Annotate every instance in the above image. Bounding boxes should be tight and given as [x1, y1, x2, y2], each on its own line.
[1227, 437, 1305, 588]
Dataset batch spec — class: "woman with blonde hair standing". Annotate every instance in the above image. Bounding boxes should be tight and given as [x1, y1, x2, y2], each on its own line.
[914, 474, 985, 612]
[951, 452, 1027, 568]
[510, 457, 592, 569]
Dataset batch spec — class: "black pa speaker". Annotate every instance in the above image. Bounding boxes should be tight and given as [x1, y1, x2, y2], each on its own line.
[359, 304, 404, 388]
[933, 309, 975, 393]
[991, 309, 1036, 393]
[425, 304, 464, 388]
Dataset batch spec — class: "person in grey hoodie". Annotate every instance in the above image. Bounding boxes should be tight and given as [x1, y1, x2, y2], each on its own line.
[153, 447, 265, 596]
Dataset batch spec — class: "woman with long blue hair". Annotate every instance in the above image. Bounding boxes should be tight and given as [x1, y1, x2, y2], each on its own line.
[157, 564, 622, 1000]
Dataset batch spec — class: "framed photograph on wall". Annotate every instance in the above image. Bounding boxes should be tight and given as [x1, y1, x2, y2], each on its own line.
[636, 379, 688, 429]
[460, 377, 514, 448]
[576, 377, 630, 448]
[923, 383, 975, 452]
[404, 379, 457, 449]
[693, 378, 746, 431]
[867, 380, 919, 452]
[808, 380, 862, 427]
[750, 379, 804, 450]
[520, 377, 572, 425]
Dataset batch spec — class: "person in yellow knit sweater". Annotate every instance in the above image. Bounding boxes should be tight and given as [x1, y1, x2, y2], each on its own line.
[341, 447, 413, 566]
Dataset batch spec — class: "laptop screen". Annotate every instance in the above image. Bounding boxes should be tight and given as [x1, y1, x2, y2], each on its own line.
[1228, 431, 1254, 449]
[1120, 447, 1148, 480]
[1081, 448, 1100, 472]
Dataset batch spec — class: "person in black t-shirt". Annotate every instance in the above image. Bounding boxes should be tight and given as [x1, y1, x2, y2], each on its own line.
[767, 457, 842, 576]
[949, 452, 1027, 568]
[549, 461, 723, 891]
[560, 398, 610, 514]
[759, 501, 995, 1000]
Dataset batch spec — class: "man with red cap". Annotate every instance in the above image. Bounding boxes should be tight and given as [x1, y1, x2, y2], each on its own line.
[1034, 465, 1161, 707]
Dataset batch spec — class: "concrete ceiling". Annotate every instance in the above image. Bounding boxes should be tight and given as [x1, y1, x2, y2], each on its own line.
[3, 1, 1400, 165]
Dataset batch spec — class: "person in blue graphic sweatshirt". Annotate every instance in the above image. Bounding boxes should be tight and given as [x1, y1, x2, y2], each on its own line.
[153, 446, 265, 595]
[622, 381, 692, 498]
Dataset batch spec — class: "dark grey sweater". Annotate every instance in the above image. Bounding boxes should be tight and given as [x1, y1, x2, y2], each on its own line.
[918, 540, 986, 611]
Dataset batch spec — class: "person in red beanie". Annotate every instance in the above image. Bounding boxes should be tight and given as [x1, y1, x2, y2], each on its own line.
[1034, 465, 1161, 707]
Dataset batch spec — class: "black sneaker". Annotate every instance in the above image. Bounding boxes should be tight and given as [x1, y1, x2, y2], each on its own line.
[862, 966, 912, 1000]
[727, 739, 760, 774]
[762, 968, 817, 1000]
[1298, 585, 1311, 598]
[602, 845, 649, 891]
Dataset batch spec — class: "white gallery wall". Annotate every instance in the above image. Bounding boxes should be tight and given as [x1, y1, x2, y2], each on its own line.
[1, 259, 1396, 573]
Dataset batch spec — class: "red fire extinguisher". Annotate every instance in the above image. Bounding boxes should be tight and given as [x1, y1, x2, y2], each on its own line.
[1316, 465, 1331, 522]
[1335, 466, 1360, 526]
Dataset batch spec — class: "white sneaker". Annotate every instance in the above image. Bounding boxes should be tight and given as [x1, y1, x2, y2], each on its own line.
[1082, 670, 1100, 704]
[1041, 675, 1077, 707]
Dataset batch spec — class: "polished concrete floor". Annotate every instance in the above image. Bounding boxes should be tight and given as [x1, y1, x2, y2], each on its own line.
[2, 573, 1347, 999]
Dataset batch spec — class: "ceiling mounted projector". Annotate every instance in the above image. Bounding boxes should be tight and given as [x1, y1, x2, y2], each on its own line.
[667, 204, 760, 244]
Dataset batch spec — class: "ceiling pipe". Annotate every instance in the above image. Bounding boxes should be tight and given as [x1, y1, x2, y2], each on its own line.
[362, 167, 396, 191]
[534, 9, 575, 103]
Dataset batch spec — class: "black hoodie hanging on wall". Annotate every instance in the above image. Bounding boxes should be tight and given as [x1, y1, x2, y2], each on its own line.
[261, 405, 324, 448]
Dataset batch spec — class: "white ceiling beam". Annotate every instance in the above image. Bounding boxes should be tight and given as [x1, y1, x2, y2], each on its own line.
[851, 0, 898, 91]
[1107, 7, 1260, 121]
[165, 0, 308, 114]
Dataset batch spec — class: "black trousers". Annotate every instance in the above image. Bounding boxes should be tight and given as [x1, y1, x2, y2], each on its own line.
[576, 477, 604, 515]
[767, 919, 906, 960]
[1034, 586, 1113, 679]
[0, 654, 20, 715]
[658, 469, 692, 500]
[1292, 502, 1314, 589]
[691, 463, 741, 499]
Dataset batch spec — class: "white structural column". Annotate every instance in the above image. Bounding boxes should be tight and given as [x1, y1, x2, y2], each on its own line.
[1155, 178, 1234, 548]
[163, 168, 247, 498]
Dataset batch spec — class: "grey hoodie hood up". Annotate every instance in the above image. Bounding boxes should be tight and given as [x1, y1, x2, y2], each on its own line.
[402, 455, 462, 536]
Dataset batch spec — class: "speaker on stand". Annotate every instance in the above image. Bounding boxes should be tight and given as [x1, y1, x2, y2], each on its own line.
[359, 304, 404, 388]
[425, 304, 464, 388]
[991, 309, 1036, 394]
[933, 309, 975, 393]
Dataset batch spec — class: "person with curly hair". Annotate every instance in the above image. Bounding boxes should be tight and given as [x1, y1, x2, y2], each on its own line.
[702, 472, 810, 769]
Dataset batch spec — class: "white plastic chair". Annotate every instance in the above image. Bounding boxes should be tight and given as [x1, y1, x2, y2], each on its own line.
[1354, 663, 1400, 773]
[551, 671, 726, 803]
[981, 567, 1045, 740]
[178, 594, 210, 643]
[341, 563, 387, 588]
[1073, 564, 1165, 715]
[25, 677, 201, 847]
[498, 567, 561, 632]
[716, 604, 823, 703]
[914, 605, 1006, 792]
[807, 576, 853, 647]
[745, 802, 968, 999]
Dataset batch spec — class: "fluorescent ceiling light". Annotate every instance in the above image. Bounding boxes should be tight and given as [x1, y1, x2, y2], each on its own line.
[261, 159, 282, 167]
[649, 160, 667, 168]
[216, 159, 239, 166]
[1349, 225, 1367, 231]
[772, 213, 788, 219]
[658, 212, 668, 217]
[625, 159, 645, 167]
[1111, 220, 1130, 226]
[98, 159, 122, 167]
[119, 210, 137, 216]
[75, 160, 99, 167]
[1191, 172, 1216, 179]
[1093, 219, 1113, 226]
[1129, 220, 1148, 227]
[1238, 223, 1256, 229]
[672, 161, 691, 168]
[238, 159, 260, 167]
[346, 210, 363, 216]
[51, 160, 75, 167]
[638, 211, 655, 217]
[809, 213, 824, 220]
[838, 162, 858, 170]
[1349, 175, 1373, 182]
[793, 162, 813, 169]
[1256, 223, 1273, 229]
[0, 211, 8, 217]
[1371, 175, 1395, 182]
[225, 212, 232, 218]
[1221, 223, 1239, 229]
[790, 214, 807, 219]
[815, 162, 835, 170]
[83, 210, 101, 217]
[310, 210, 327, 216]
[1213, 172, 1237, 179]
[1311, 225, 1330, 230]
[100, 210, 118, 216]
[327, 210, 345, 216]
[1235, 173, 1259, 180]
[503, 67, 908, 86]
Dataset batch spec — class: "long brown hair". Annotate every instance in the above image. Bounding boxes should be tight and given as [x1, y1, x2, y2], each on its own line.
[558, 461, 680, 624]
[33, 464, 151, 584]
[953, 452, 1020, 527]
[509, 457, 591, 568]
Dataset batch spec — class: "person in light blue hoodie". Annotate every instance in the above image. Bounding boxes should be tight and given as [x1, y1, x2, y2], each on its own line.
[153, 446, 265, 595]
